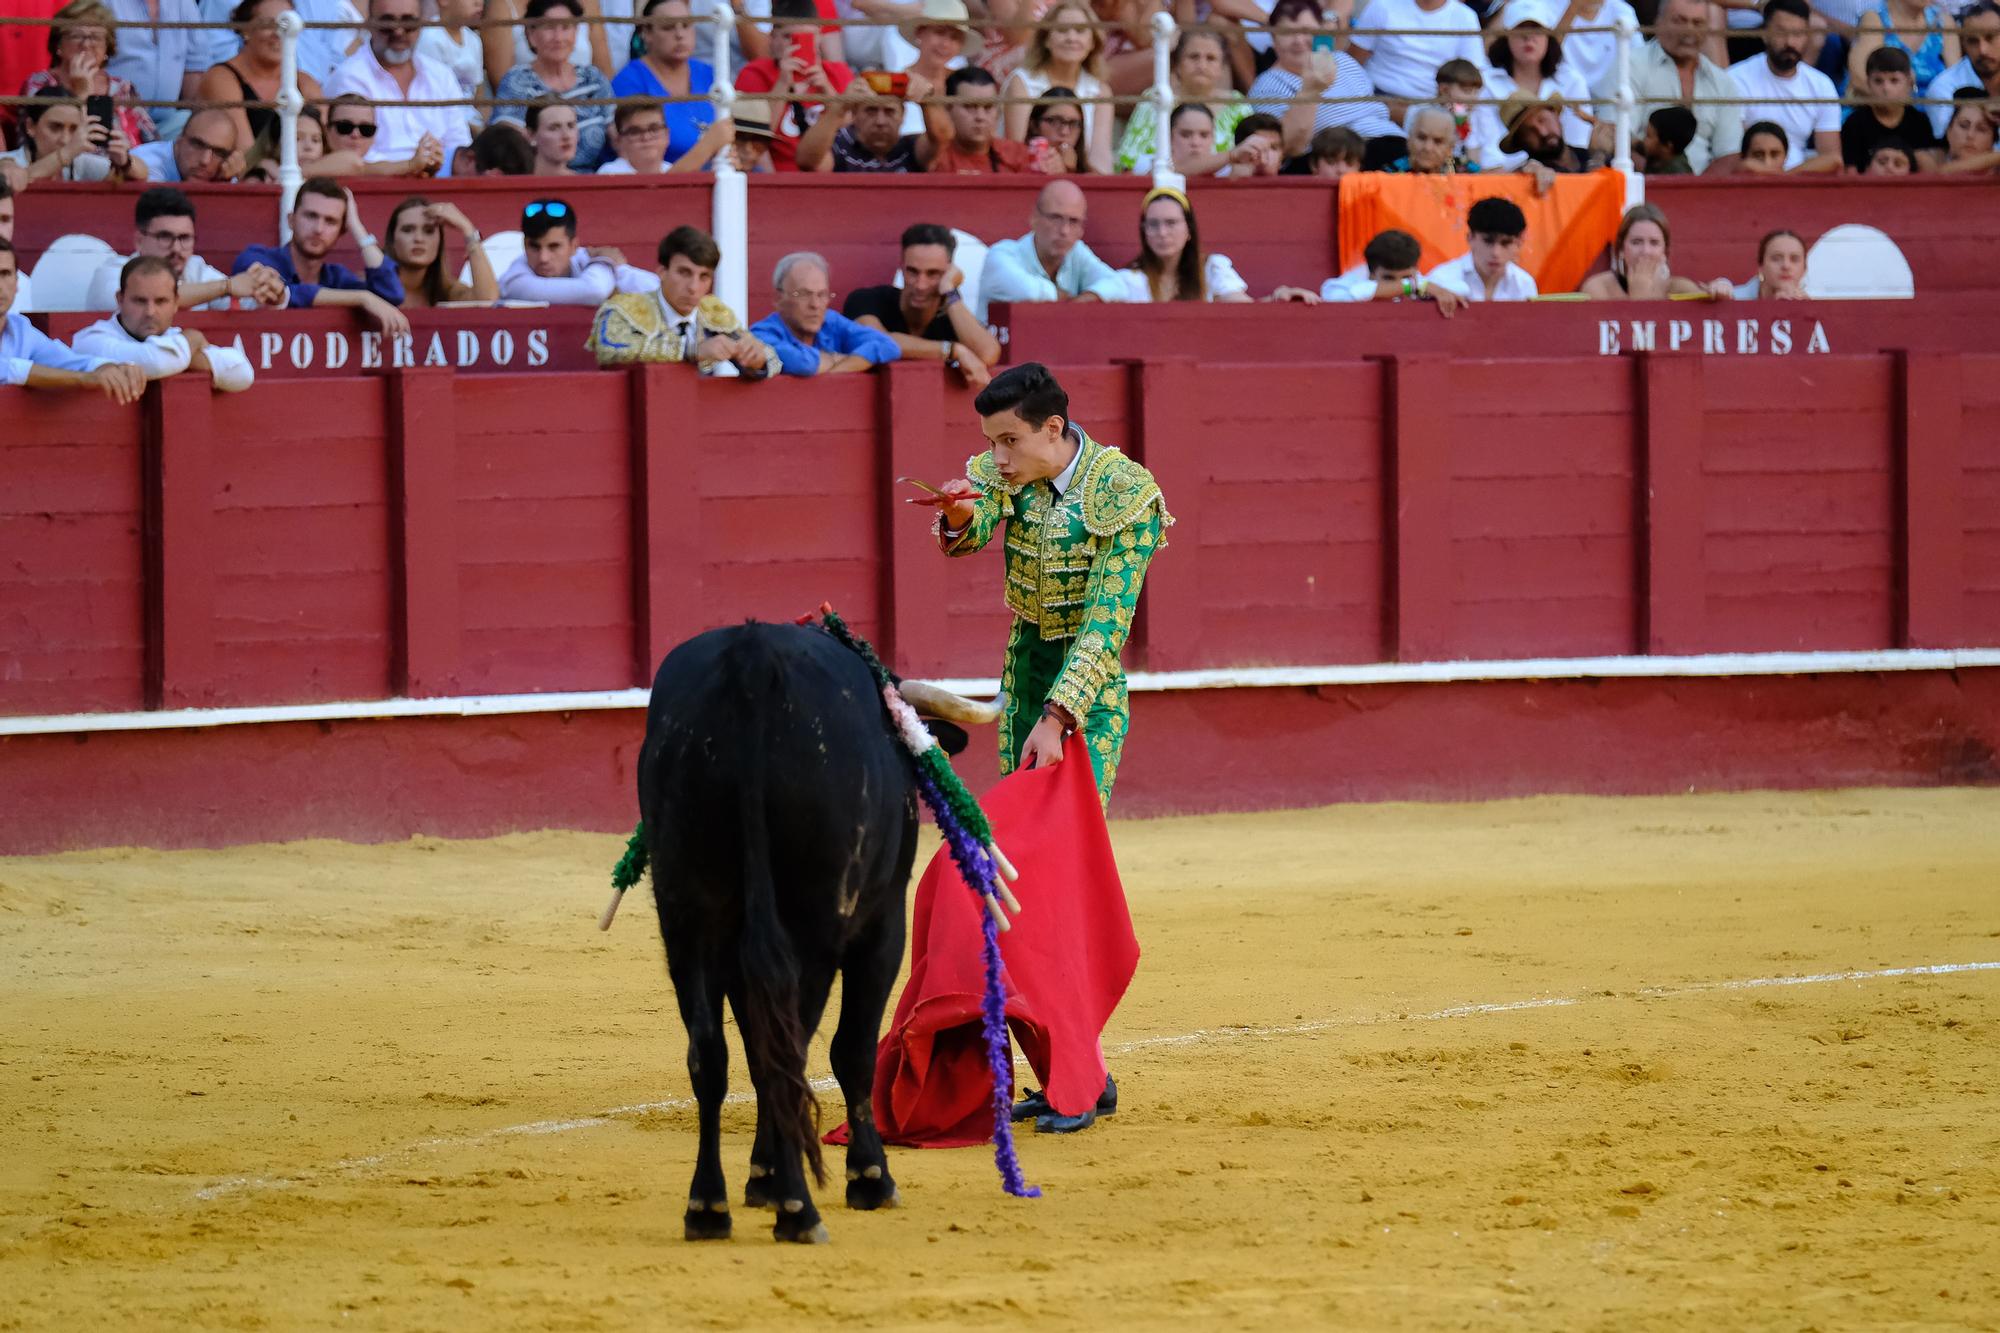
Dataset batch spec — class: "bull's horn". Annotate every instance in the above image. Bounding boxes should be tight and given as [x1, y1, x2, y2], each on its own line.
[897, 682, 1007, 726]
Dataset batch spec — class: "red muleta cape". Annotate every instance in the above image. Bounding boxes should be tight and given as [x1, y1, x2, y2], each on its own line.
[830, 735, 1139, 1149]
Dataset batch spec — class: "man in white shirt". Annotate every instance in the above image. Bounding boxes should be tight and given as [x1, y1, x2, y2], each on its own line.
[498, 197, 660, 304]
[1320, 227, 1467, 315]
[1, 241, 144, 402]
[1590, 0, 1743, 172]
[0, 182, 28, 313]
[72, 256, 256, 393]
[1423, 197, 1539, 302]
[1349, 0, 1485, 104]
[1922, 2, 2000, 135]
[85, 187, 290, 314]
[325, 0, 472, 172]
[1725, 0, 1840, 171]
[128, 109, 242, 184]
[974, 180, 1113, 321]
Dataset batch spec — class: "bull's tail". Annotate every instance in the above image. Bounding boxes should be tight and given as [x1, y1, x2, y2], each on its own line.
[726, 629, 824, 1186]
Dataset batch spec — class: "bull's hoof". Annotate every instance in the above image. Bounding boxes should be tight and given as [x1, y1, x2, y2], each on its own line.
[845, 1168, 900, 1211]
[772, 1202, 828, 1244]
[683, 1201, 733, 1241]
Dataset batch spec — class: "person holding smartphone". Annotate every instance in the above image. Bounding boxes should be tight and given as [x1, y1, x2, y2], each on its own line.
[19, 0, 158, 149]
[732, 0, 856, 170]
[1, 89, 139, 182]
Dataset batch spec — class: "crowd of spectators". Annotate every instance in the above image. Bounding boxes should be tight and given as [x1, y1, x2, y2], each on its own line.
[2, 0, 1994, 398]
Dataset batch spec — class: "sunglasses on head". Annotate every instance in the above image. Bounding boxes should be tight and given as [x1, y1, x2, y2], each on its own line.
[330, 118, 378, 137]
[524, 200, 572, 220]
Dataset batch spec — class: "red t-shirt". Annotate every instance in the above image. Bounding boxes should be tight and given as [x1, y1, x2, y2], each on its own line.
[734, 59, 854, 171]
[928, 136, 1043, 176]
[0, 1, 61, 148]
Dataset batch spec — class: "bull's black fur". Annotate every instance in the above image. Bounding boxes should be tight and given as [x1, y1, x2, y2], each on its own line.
[638, 621, 918, 1243]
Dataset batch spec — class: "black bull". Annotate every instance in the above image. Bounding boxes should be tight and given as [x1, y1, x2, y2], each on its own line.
[636, 621, 997, 1243]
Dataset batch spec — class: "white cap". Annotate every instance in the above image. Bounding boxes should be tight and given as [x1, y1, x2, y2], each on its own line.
[1499, 0, 1561, 29]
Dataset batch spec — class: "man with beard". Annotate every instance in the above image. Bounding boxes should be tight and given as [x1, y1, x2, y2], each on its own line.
[841, 223, 999, 388]
[1726, 0, 1840, 172]
[1496, 91, 1584, 192]
[326, 0, 469, 173]
[231, 177, 409, 336]
[86, 187, 288, 313]
[1923, 1, 2000, 136]
[72, 256, 256, 392]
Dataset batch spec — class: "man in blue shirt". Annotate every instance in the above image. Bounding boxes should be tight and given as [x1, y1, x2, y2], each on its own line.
[232, 177, 409, 337]
[973, 180, 1115, 322]
[1, 239, 144, 402]
[750, 252, 901, 378]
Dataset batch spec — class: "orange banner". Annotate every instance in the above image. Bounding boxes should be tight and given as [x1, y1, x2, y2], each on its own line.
[1336, 171, 1625, 296]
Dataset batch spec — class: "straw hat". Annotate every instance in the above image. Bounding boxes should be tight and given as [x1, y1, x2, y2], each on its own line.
[900, 0, 983, 60]
[1498, 90, 1564, 153]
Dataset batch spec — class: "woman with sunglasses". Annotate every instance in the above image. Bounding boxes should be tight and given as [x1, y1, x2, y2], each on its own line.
[196, 0, 324, 172]
[493, 0, 617, 170]
[20, 0, 154, 148]
[610, 0, 716, 165]
[387, 196, 498, 307]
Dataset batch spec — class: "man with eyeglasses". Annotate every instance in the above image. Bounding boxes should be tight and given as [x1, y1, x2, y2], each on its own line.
[86, 186, 288, 313]
[749, 250, 899, 376]
[973, 179, 1112, 322]
[129, 109, 240, 184]
[596, 97, 737, 173]
[499, 197, 660, 304]
[325, 0, 471, 173]
[72, 255, 256, 393]
[232, 175, 409, 336]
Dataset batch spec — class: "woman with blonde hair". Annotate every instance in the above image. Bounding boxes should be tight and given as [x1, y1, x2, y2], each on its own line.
[19, 0, 154, 147]
[1577, 203, 1733, 301]
[1001, 1, 1114, 172]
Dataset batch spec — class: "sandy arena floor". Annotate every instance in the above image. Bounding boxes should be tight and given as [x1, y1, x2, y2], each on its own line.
[3, 788, 1998, 1331]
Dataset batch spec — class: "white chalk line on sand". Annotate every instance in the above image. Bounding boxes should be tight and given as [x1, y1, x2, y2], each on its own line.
[190, 959, 2000, 1204]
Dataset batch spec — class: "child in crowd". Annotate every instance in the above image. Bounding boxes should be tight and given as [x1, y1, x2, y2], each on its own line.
[1226, 113, 1287, 176]
[1307, 125, 1366, 178]
[1840, 46, 1938, 171]
[1434, 57, 1486, 167]
[497, 198, 660, 304]
[1424, 196, 1538, 302]
[1640, 105, 1697, 175]
[1319, 227, 1467, 316]
[1738, 121, 1791, 173]
[1865, 141, 1917, 174]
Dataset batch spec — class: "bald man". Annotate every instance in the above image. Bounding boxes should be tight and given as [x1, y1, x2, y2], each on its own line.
[973, 180, 1115, 322]
[130, 109, 241, 183]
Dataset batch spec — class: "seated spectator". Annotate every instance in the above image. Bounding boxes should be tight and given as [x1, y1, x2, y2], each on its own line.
[1737, 120, 1790, 172]
[326, 0, 471, 174]
[1088, 186, 1319, 303]
[1934, 93, 2000, 173]
[601, 96, 738, 173]
[1726, 0, 1840, 172]
[525, 95, 582, 174]
[1250, 0, 1404, 163]
[734, 0, 857, 171]
[1434, 57, 1490, 167]
[312, 93, 446, 176]
[1589, 0, 1742, 173]
[1027, 87, 1092, 173]
[4, 89, 138, 182]
[1841, 45, 1937, 171]
[1498, 92, 1586, 181]
[1116, 26, 1252, 175]
[2, 239, 144, 402]
[612, 0, 718, 162]
[589, 223, 777, 375]
[1554, 0, 1642, 98]
[1155, 102, 1220, 178]
[1733, 227, 1807, 299]
[1001, 1, 1114, 172]
[130, 108, 240, 183]
[1425, 196, 1538, 301]
[1304, 124, 1365, 177]
[387, 197, 498, 306]
[725, 104, 780, 173]
[1386, 104, 1475, 172]
[72, 257, 256, 393]
[416, 0, 487, 123]
[86, 186, 288, 312]
[233, 176, 409, 333]
[796, 73, 936, 171]
[492, 0, 616, 170]
[1319, 227, 1467, 316]
[1640, 104, 1697, 174]
[0, 182, 22, 311]
[1473, 0, 1592, 171]
[885, 0, 980, 140]
[248, 105, 329, 181]
[22, 0, 156, 148]
[498, 197, 661, 304]
[469, 120, 537, 175]
[1349, 0, 1484, 110]
[1226, 111, 1288, 174]
[1848, 0, 1957, 91]
[1865, 139, 1916, 172]
[1920, 0, 1999, 137]
[1577, 202, 1735, 299]
[976, 178, 1113, 317]
[481, 0, 616, 86]
[197, 0, 324, 166]
[750, 250, 901, 376]
[923, 66, 1045, 173]
[842, 223, 1001, 387]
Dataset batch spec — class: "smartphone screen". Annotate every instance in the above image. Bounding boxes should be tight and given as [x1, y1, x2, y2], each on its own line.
[787, 30, 817, 67]
[1311, 32, 1336, 54]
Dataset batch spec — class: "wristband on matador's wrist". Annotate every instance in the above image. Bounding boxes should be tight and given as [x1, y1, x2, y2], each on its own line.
[1042, 702, 1077, 736]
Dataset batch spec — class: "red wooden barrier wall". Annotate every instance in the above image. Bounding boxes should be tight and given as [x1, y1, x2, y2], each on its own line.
[14, 176, 1998, 317]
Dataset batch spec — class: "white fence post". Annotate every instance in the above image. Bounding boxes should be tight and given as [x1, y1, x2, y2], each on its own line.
[709, 0, 749, 330]
[276, 9, 305, 240]
[1611, 11, 1642, 207]
[1149, 8, 1185, 191]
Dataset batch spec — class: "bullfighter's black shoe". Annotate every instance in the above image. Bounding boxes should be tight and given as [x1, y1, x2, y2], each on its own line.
[1010, 1089, 1053, 1122]
[1033, 1075, 1117, 1134]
